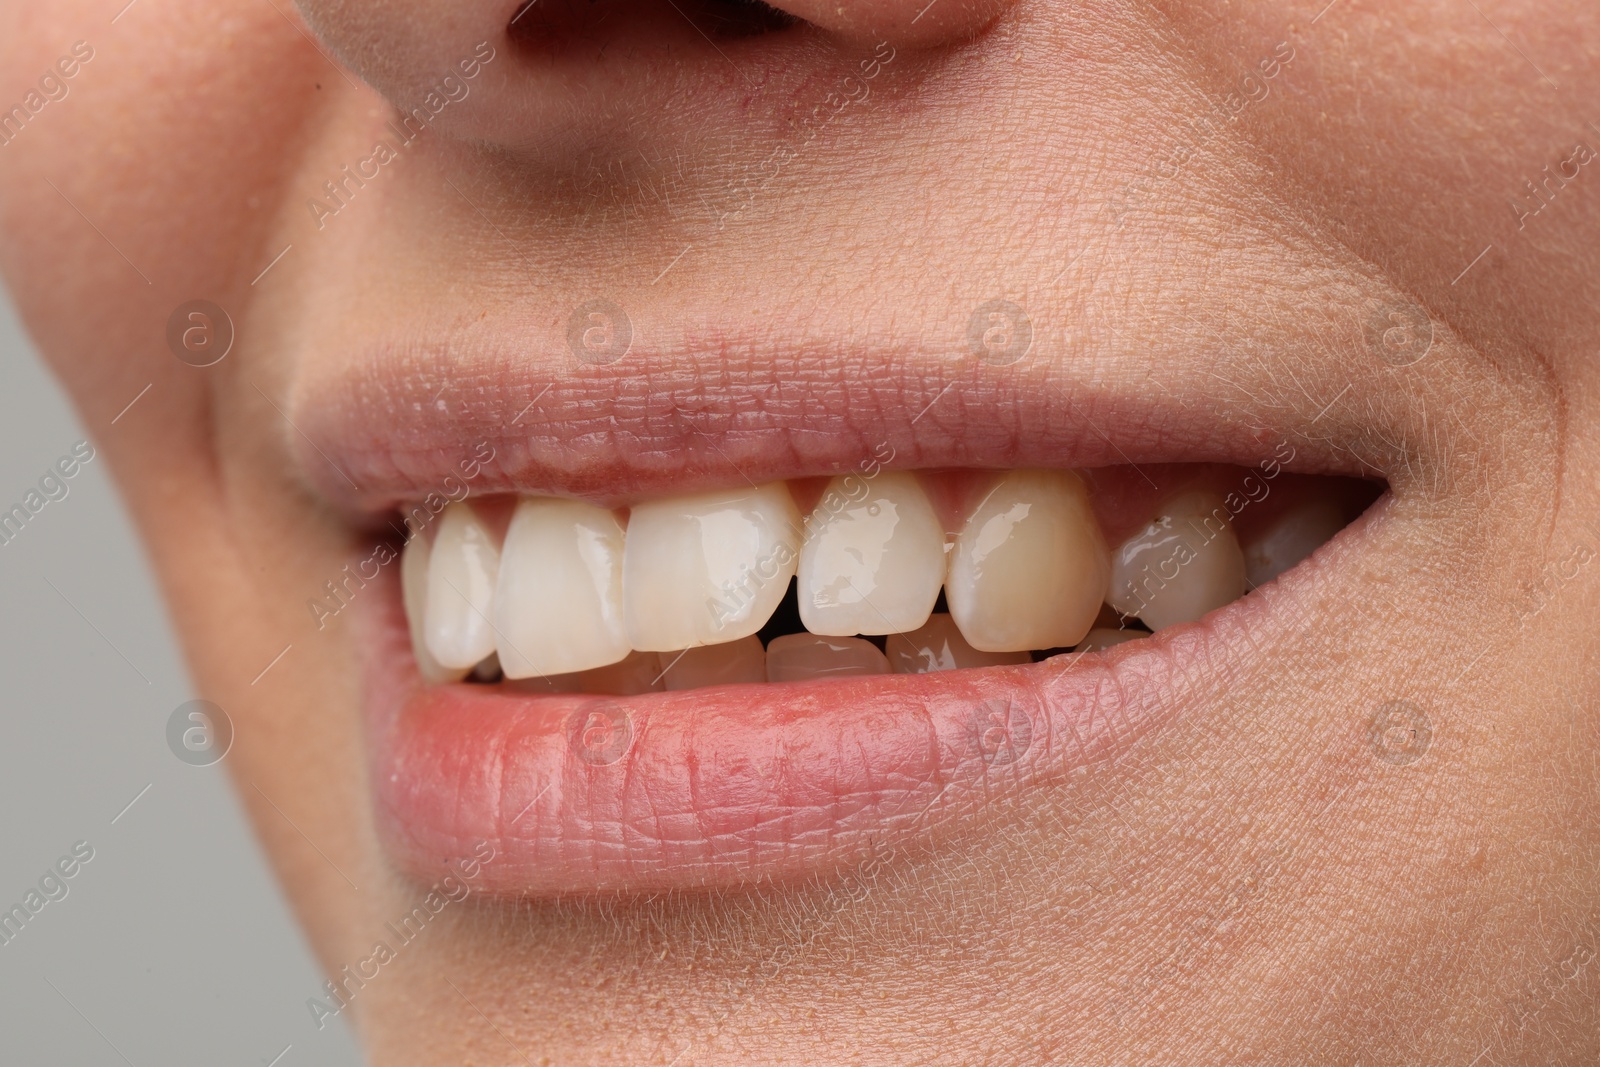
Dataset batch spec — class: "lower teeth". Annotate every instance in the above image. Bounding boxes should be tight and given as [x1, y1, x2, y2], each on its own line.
[461, 584, 1152, 692]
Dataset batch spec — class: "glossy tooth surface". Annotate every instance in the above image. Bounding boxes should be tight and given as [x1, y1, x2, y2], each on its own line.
[1076, 627, 1145, 652]
[766, 634, 890, 683]
[946, 469, 1110, 653]
[493, 498, 629, 679]
[1243, 498, 1345, 588]
[577, 650, 666, 695]
[797, 471, 946, 636]
[657, 637, 767, 691]
[886, 614, 1030, 674]
[401, 534, 467, 684]
[1108, 489, 1247, 630]
[622, 483, 801, 651]
[423, 502, 501, 669]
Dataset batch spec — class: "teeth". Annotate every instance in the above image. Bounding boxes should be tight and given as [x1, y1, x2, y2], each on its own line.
[797, 471, 946, 636]
[400, 466, 1330, 691]
[493, 498, 630, 678]
[1243, 498, 1345, 588]
[1075, 627, 1144, 652]
[1108, 489, 1247, 630]
[886, 614, 1030, 674]
[622, 482, 801, 652]
[400, 534, 468, 684]
[765, 634, 889, 683]
[946, 469, 1109, 652]
[423, 502, 502, 669]
[657, 637, 767, 691]
[576, 650, 666, 695]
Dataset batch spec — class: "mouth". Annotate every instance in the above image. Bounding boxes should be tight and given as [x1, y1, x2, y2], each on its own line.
[300, 339, 1387, 894]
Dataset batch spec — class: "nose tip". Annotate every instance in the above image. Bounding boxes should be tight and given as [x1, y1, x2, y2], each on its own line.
[293, 0, 1018, 147]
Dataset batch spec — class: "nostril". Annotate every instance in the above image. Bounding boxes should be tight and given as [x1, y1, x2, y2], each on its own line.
[508, 0, 802, 50]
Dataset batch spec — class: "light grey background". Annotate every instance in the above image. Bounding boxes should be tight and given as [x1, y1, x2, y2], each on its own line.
[0, 285, 362, 1065]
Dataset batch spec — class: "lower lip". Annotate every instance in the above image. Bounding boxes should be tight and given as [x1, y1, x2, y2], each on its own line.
[361, 567, 1248, 895]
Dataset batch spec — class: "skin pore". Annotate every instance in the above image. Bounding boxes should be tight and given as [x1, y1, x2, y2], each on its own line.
[2, 0, 1598, 1063]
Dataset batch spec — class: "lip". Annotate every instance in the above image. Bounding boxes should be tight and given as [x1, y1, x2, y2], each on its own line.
[359, 543, 1288, 894]
[291, 338, 1387, 521]
[301, 306, 1414, 895]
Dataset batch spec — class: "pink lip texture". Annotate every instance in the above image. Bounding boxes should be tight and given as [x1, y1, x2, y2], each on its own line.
[360, 557, 1271, 895]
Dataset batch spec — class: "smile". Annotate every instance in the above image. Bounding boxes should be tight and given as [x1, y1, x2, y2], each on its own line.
[302, 346, 1385, 895]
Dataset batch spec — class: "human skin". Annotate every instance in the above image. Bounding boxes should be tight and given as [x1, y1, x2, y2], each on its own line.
[2, 0, 1599, 1061]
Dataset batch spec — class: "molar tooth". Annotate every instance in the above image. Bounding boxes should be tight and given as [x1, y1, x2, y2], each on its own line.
[423, 502, 501, 669]
[493, 498, 630, 678]
[401, 533, 467, 684]
[798, 471, 946, 636]
[1108, 489, 1247, 630]
[765, 634, 889, 683]
[886, 614, 1030, 674]
[1243, 498, 1345, 588]
[622, 483, 801, 651]
[946, 469, 1109, 653]
[657, 637, 767, 691]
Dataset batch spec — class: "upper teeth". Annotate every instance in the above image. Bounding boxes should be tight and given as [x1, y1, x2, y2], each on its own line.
[620, 482, 802, 652]
[946, 469, 1109, 652]
[796, 471, 946, 637]
[422, 501, 501, 670]
[403, 468, 1306, 687]
[1106, 489, 1248, 631]
[493, 497, 629, 678]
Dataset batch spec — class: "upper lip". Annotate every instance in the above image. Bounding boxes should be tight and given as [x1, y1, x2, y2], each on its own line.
[288, 316, 1414, 518]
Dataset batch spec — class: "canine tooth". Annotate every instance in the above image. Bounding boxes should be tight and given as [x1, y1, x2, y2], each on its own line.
[946, 469, 1109, 652]
[1076, 627, 1144, 652]
[1243, 499, 1345, 588]
[657, 637, 767, 691]
[493, 498, 630, 678]
[886, 614, 1030, 674]
[798, 471, 946, 636]
[423, 502, 501, 669]
[401, 534, 467, 683]
[1108, 489, 1247, 630]
[578, 650, 666, 695]
[622, 483, 801, 651]
[765, 634, 890, 683]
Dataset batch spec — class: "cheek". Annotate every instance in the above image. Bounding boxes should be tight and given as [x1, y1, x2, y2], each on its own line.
[0, 0, 325, 425]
